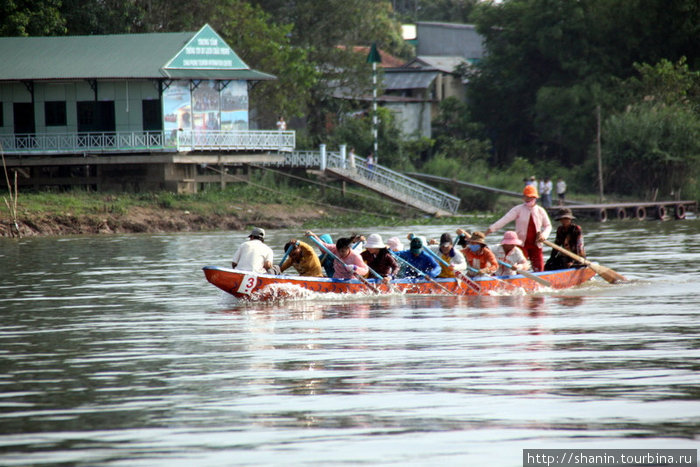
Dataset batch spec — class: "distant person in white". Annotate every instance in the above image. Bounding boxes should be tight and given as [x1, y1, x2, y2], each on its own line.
[276, 116, 286, 131]
[232, 227, 274, 274]
[557, 177, 567, 206]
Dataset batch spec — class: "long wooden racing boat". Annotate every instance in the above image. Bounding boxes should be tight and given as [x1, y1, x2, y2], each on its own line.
[202, 265, 596, 300]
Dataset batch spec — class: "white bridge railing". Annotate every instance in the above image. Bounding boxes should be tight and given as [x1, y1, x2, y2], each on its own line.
[275, 148, 461, 214]
[0, 130, 295, 154]
[174, 130, 295, 152]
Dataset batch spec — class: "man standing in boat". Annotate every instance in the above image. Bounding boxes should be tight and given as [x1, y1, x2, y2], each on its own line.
[485, 185, 552, 272]
[231, 227, 277, 274]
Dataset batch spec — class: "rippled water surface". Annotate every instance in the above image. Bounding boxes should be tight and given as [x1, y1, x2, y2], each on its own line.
[1, 220, 699, 466]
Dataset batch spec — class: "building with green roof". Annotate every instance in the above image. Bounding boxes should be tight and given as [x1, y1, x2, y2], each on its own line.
[0, 25, 294, 192]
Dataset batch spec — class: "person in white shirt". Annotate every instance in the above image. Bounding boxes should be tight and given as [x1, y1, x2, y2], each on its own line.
[556, 177, 567, 206]
[485, 185, 552, 271]
[541, 176, 553, 208]
[276, 116, 286, 131]
[232, 227, 275, 274]
[493, 231, 530, 276]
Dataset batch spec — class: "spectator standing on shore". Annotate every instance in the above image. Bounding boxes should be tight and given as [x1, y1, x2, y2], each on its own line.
[366, 152, 375, 179]
[276, 115, 286, 131]
[541, 176, 553, 208]
[348, 147, 356, 169]
[557, 177, 567, 206]
[485, 185, 552, 272]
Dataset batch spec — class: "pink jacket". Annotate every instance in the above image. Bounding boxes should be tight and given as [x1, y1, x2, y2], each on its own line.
[488, 203, 552, 247]
[321, 242, 370, 279]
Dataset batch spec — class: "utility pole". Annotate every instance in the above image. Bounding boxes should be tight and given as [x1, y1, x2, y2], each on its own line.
[596, 104, 604, 203]
[367, 43, 382, 160]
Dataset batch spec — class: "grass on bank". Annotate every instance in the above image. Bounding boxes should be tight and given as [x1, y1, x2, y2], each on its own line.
[2, 169, 494, 230]
[5, 168, 616, 232]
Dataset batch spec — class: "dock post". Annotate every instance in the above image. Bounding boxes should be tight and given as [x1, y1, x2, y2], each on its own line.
[319, 144, 326, 171]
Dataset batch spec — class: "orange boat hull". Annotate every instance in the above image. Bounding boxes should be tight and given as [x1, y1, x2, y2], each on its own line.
[202, 266, 596, 300]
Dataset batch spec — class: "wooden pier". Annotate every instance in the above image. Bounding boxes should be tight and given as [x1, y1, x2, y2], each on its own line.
[405, 172, 696, 222]
[550, 200, 697, 222]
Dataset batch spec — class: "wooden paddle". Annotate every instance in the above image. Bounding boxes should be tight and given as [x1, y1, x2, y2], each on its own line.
[307, 235, 381, 294]
[497, 260, 552, 287]
[415, 236, 481, 294]
[389, 251, 457, 296]
[543, 239, 627, 284]
[364, 261, 400, 293]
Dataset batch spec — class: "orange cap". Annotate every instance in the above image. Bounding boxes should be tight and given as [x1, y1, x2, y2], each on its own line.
[523, 185, 539, 198]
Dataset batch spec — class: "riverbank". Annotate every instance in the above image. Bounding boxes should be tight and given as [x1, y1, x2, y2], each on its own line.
[0, 189, 466, 238]
[0, 204, 330, 237]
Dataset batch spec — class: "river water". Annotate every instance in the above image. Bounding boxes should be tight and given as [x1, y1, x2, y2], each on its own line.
[1, 220, 698, 466]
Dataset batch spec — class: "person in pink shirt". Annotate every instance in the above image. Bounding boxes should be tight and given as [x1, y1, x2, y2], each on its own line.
[485, 185, 552, 271]
[306, 232, 369, 280]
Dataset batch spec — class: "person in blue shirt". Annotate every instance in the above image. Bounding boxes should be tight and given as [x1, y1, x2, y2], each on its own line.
[317, 234, 335, 277]
[396, 237, 441, 279]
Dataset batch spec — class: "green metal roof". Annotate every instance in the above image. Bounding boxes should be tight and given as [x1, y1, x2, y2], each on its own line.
[0, 24, 275, 82]
[163, 69, 275, 80]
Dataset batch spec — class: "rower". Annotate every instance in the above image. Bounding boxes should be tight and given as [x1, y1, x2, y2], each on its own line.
[280, 239, 324, 277]
[544, 208, 586, 270]
[395, 237, 441, 279]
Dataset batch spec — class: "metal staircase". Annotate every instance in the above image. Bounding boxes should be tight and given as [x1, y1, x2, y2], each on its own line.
[276, 149, 460, 216]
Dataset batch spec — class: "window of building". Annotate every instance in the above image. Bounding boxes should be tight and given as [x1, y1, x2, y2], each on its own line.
[13, 102, 35, 134]
[142, 100, 162, 131]
[77, 101, 115, 133]
[45, 101, 67, 126]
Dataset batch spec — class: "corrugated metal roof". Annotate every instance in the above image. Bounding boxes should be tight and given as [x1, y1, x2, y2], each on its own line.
[415, 22, 484, 59]
[0, 26, 274, 81]
[383, 71, 437, 90]
[412, 56, 469, 73]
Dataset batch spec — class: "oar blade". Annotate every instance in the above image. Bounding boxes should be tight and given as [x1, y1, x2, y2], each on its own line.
[589, 262, 627, 284]
[519, 269, 552, 287]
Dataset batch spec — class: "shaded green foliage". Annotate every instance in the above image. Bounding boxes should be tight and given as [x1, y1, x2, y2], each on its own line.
[602, 104, 700, 198]
[468, 0, 700, 168]
[598, 57, 700, 199]
[391, 0, 479, 23]
[1, 0, 65, 36]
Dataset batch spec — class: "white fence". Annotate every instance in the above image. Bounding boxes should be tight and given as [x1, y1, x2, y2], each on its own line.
[0, 130, 295, 154]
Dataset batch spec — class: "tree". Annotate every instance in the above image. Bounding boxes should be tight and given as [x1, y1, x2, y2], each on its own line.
[56, 0, 317, 127]
[602, 104, 700, 198]
[467, 0, 700, 167]
[601, 57, 700, 198]
[251, 0, 412, 143]
[1, 0, 65, 36]
[392, 0, 479, 23]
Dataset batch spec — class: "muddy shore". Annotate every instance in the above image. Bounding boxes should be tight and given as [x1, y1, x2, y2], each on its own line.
[0, 204, 328, 238]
